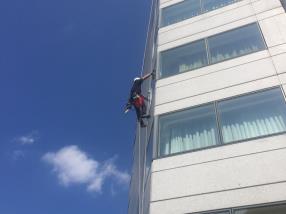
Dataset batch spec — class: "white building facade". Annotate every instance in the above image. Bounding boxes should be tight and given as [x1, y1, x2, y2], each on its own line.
[128, 1, 286, 214]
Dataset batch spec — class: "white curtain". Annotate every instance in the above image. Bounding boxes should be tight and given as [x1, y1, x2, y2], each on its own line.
[222, 111, 286, 143]
[170, 128, 216, 154]
[162, 119, 217, 155]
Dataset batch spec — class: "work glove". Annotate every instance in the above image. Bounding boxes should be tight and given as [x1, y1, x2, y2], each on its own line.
[124, 102, 132, 114]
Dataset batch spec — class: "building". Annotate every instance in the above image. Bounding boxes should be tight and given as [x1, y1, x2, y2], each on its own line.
[128, 0, 286, 213]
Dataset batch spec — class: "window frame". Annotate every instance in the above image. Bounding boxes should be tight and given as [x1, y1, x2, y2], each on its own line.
[207, 22, 267, 65]
[190, 210, 231, 214]
[232, 201, 286, 214]
[160, 0, 202, 28]
[281, 0, 286, 11]
[156, 86, 286, 159]
[158, 102, 221, 156]
[160, 0, 242, 28]
[144, 122, 154, 189]
[159, 38, 209, 78]
[158, 22, 267, 79]
[186, 201, 286, 214]
[216, 87, 286, 144]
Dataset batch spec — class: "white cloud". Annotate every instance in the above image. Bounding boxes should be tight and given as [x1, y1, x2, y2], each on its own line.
[14, 131, 39, 145]
[42, 145, 130, 193]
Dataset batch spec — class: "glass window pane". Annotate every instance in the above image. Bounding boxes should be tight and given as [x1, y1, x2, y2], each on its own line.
[209, 212, 229, 214]
[281, 0, 286, 11]
[214, 212, 229, 214]
[218, 88, 286, 144]
[201, 211, 230, 214]
[145, 131, 153, 180]
[160, 39, 208, 78]
[159, 104, 219, 156]
[202, 0, 240, 13]
[208, 23, 266, 64]
[235, 203, 286, 214]
[161, 0, 201, 27]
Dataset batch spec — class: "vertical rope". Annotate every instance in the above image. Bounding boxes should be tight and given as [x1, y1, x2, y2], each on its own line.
[138, 124, 141, 214]
[141, 0, 156, 77]
[139, 1, 156, 214]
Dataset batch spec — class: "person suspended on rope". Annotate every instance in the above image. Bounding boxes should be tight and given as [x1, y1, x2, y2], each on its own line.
[125, 71, 154, 127]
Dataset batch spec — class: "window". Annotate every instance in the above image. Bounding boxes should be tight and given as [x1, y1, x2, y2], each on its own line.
[198, 211, 230, 214]
[204, 212, 230, 214]
[161, 0, 201, 27]
[160, 39, 208, 78]
[195, 203, 286, 214]
[281, 0, 286, 11]
[158, 88, 286, 157]
[159, 104, 219, 156]
[234, 203, 286, 214]
[214, 212, 229, 214]
[160, 0, 241, 27]
[202, 0, 239, 12]
[159, 23, 266, 79]
[145, 130, 153, 180]
[218, 88, 286, 144]
[208, 24, 266, 64]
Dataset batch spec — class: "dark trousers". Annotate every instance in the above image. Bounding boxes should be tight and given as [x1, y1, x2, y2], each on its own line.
[135, 101, 146, 122]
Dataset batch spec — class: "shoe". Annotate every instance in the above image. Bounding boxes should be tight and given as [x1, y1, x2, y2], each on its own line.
[140, 121, 147, 127]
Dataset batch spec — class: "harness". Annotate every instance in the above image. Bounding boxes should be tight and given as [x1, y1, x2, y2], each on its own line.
[132, 94, 145, 108]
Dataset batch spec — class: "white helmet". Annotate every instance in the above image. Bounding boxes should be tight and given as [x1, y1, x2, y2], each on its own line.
[133, 77, 140, 82]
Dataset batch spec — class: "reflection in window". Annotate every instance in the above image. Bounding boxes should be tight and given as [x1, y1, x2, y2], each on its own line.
[208, 23, 266, 64]
[161, 0, 201, 27]
[281, 0, 286, 11]
[159, 104, 219, 156]
[159, 23, 266, 79]
[204, 212, 230, 214]
[160, 0, 242, 27]
[160, 39, 208, 78]
[158, 88, 286, 157]
[145, 131, 153, 180]
[218, 88, 286, 144]
[202, 0, 239, 12]
[234, 203, 286, 214]
[214, 212, 230, 214]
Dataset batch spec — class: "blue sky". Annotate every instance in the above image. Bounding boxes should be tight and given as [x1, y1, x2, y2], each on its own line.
[0, 0, 151, 213]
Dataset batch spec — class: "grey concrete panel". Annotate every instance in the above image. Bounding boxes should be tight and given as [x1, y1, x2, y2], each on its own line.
[260, 13, 286, 48]
[272, 53, 286, 74]
[156, 51, 269, 88]
[269, 43, 286, 56]
[150, 182, 286, 214]
[155, 76, 280, 115]
[155, 57, 276, 106]
[159, 2, 255, 46]
[151, 147, 286, 201]
[153, 134, 286, 172]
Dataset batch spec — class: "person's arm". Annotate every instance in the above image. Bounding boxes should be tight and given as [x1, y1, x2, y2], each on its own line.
[142, 70, 154, 80]
[124, 100, 133, 113]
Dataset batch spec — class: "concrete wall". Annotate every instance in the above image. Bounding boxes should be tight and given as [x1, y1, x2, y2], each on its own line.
[155, 0, 286, 115]
[150, 135, 286, 213]
[149, 0, 286, 213]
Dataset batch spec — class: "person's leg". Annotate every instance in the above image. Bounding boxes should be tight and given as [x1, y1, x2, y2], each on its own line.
[135, 107, 141, 121]
[141, 101, 147, 116]
[140, 100, 151, 119]
[135, 106, 146, 127]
